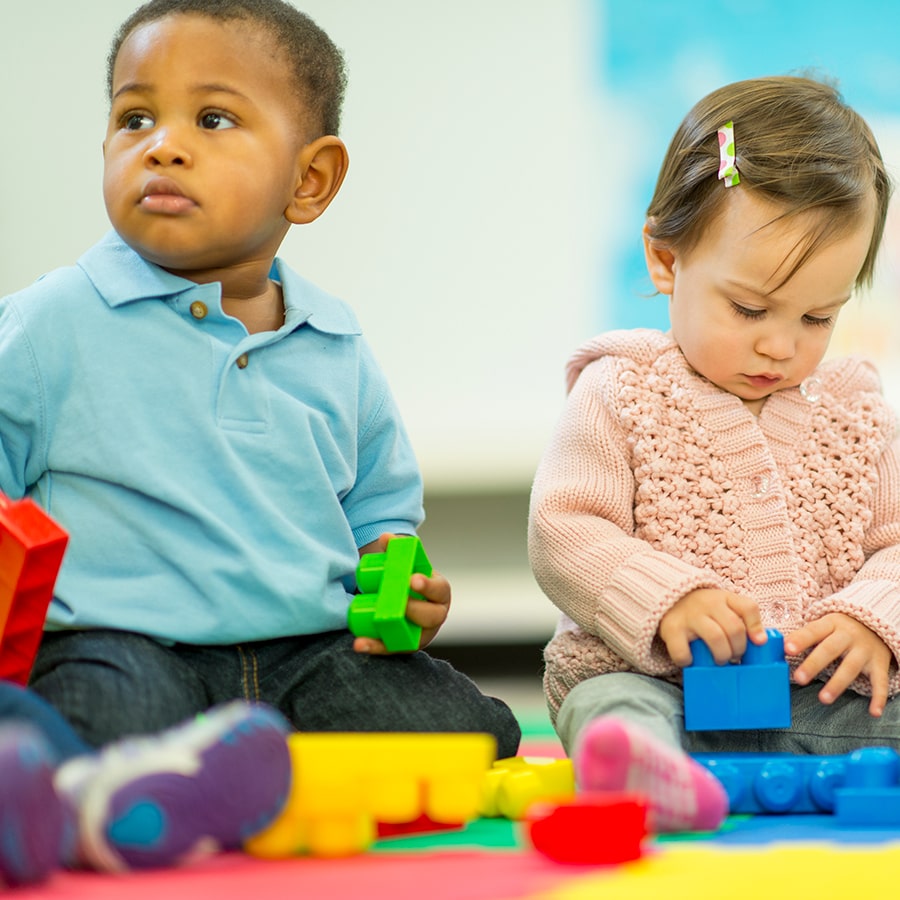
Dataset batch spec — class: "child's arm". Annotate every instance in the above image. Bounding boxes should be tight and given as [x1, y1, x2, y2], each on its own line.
[352, 533, 451, 655]
[529, 362, 726, 675]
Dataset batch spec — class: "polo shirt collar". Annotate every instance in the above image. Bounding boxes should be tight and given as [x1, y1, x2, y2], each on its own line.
[78, 230, 361, 337]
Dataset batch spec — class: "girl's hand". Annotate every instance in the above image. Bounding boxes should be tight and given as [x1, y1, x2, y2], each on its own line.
[658, 588, 767, 667]
[785, 613, 892, 717]
[352, 534, 452, 655]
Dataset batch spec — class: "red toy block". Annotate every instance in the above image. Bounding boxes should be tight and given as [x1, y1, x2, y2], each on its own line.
[526, 792, 647, 865]
[0, 496, 68, 684]
[376, 814, 464, 839]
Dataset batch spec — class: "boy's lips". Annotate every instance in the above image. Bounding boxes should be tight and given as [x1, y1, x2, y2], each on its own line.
[139, 178, 197, 214]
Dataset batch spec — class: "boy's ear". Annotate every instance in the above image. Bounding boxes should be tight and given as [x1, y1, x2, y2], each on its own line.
[285, 136, 349, 225]
[642, 221, 676, 295]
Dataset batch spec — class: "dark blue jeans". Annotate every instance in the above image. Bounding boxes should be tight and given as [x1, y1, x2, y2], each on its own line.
[31, 629, 521, 758]
[0, 680, 90, 763]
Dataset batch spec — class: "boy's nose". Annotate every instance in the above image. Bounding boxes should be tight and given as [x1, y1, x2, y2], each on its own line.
[143, 129, 191, 167]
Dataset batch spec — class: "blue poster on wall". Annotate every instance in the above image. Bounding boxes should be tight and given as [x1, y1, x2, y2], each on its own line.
[598, 0, 900, 336]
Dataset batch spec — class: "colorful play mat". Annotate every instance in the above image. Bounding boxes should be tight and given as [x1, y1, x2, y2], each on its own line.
[11, 711, 900, 900]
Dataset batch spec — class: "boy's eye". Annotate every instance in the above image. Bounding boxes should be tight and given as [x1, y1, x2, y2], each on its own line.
[199, 111, 235, 130]
[123, 113, 154, 131]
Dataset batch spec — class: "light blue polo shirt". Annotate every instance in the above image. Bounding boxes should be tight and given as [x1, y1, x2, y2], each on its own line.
[0, 231, 424, 644]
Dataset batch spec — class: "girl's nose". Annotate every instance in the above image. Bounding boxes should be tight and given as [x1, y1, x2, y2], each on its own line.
[755, 327, 796, 361]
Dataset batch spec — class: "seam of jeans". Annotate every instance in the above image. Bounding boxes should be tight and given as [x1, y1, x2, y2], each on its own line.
[237, 645, 261, 701]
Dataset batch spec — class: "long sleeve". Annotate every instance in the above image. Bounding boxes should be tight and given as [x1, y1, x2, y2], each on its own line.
[529, 357, 722, 675]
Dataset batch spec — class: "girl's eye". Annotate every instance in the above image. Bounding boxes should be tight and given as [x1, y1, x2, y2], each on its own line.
[731, 303, 765, 320]
[803, 314, 835, 328]
[123, 113, 154, 131]
[199, 112, 235, 130]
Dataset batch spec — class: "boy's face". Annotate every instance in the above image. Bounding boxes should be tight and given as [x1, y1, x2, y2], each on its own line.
[103, 14, 308, 275]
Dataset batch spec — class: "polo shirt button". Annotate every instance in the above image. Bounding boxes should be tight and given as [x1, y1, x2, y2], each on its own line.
[190, 301, 208, 319]
[236, 353, 249, 369]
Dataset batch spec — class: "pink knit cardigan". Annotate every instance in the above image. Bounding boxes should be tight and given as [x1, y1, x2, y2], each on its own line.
[529, 329, 900, 723]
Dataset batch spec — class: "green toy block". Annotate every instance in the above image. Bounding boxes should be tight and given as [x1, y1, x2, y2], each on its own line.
[348, 536, 433, 652]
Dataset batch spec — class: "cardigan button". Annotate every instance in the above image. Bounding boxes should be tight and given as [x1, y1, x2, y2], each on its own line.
[752, 474, 770, 498]
[800, 377, 822, 403]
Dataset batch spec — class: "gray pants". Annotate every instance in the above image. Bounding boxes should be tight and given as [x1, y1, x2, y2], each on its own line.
[556, 671, 900, 757]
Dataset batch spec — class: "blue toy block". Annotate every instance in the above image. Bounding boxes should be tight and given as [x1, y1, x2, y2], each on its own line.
[692, 752, 848, 814]
[683, 628, 791, 731]
[694, 746, 900, 824]
[834, 747, 900, 826]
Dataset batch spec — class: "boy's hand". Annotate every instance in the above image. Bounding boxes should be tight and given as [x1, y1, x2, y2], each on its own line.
[352, 534, 452, 655]
[658, 588, 767, 667]
[785, 613, 892, 717]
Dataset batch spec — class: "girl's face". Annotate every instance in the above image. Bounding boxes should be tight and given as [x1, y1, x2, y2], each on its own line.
[643, 188, 876, 414]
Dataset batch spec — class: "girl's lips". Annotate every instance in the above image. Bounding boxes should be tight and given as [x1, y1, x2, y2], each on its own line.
[745, 374, 783, 388]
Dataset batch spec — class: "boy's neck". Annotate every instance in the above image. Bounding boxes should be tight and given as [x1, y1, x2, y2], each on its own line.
[220, 280, 286, 334]
[170, 261, 286, 334]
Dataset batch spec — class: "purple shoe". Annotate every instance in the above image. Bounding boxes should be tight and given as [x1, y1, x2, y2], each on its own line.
[67, 702, 291, 872]
[0, 724, 65, 885]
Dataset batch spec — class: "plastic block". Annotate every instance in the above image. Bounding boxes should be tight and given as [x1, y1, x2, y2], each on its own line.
[834, 747, 900, 826]
[683, 628, 791, 731]
[693, 752, 848, 814]
[348, 536, 432, 652]
[0, 496, 68, 685]
[480, 756, 575, 820]
[376, 814, 464, 838]
[244, 731, 496, 858]
[527, 792, 647, 865]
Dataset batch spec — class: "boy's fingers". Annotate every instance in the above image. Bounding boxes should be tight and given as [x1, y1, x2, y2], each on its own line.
[353, 636, 388, 655]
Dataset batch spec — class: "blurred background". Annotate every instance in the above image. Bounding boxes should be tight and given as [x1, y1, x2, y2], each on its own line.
[3, 1, 900, 697]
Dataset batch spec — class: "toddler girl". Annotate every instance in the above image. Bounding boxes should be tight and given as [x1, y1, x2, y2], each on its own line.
[529, 75, 900, 833]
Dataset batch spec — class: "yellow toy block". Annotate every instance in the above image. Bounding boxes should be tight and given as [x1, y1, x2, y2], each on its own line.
[480, 756, 575, 820]
[245, 732, 497, 859]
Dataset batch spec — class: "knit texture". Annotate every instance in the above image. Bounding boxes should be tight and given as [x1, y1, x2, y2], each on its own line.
[529, 330, 900, 722]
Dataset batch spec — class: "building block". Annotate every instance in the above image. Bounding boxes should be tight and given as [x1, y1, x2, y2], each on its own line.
[347, 536, 432, 652]
[480, 756, 575, 820]
[375, 813, 465, 839]
[683, 628, 791, 731]
[0, 495, 68, 685]
[526, 792, 647, 864]
[834, 747, 900, 826]
[694, 746, 900, 823]
[244, 731, 496, 858]
[693, 752, 848, 814]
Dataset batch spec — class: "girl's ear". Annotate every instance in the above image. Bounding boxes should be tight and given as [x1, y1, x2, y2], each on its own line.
[285, 136, 350, 225]
[642, 221, 677, 295]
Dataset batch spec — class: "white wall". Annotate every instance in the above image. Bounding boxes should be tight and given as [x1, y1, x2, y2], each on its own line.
[0, 1, 602, 493]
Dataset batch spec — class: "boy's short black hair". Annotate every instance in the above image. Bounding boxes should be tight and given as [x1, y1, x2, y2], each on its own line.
[107, 0, 347, 137]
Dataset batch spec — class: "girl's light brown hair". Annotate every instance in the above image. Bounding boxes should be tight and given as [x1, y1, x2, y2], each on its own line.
[645, 75, 891, 288]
